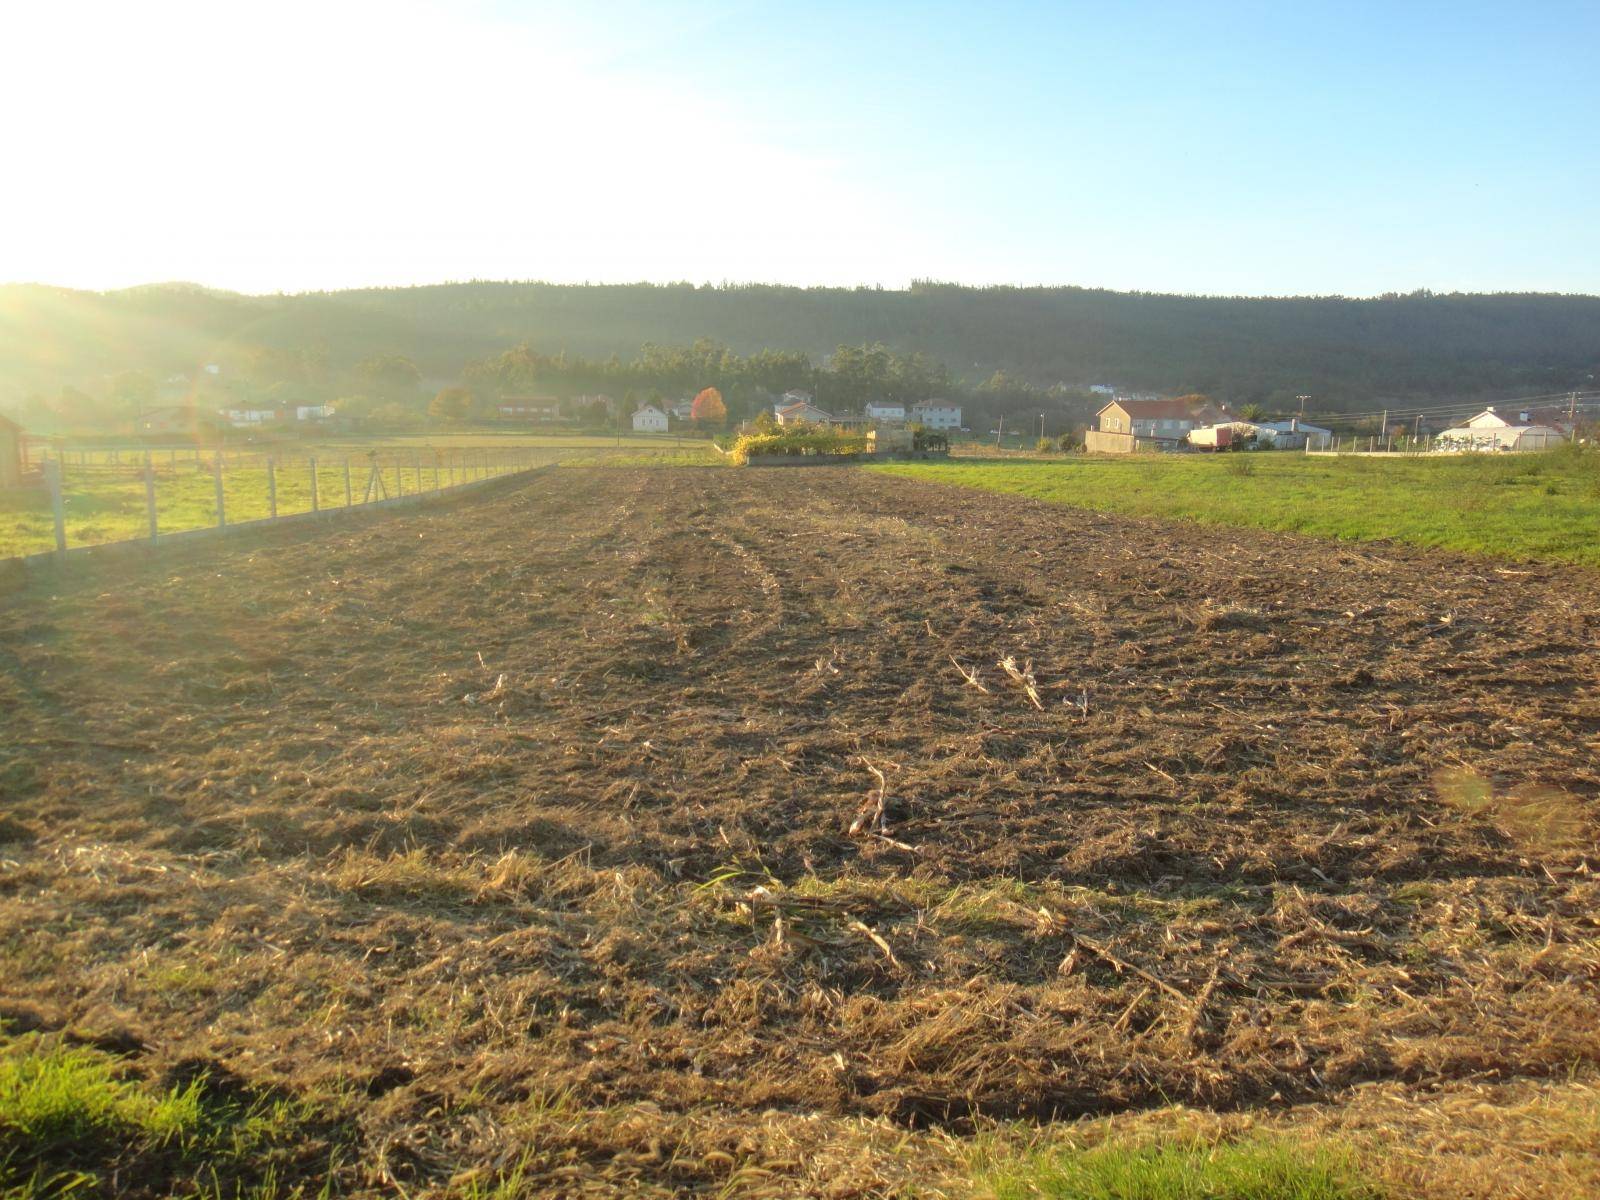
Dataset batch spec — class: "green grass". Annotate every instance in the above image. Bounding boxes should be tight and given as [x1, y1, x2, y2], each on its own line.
[0, 1035, 318, 1198]
[871, 447, 1600, 567]
[986, 1138, 1382, 1200]
[4, 438, 719, 557]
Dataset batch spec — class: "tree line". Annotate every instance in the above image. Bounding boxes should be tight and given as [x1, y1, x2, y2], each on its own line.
[4, 280, 1598, 433]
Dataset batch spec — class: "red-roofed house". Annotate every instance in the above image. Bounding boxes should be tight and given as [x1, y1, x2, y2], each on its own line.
[776, 400, 833, 426]
[1087, 398, 1222, 452]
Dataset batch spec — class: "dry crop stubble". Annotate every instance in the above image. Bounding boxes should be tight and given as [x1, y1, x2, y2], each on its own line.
[1, 466, 1597, 1196]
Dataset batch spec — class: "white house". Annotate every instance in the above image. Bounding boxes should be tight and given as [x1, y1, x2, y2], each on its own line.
[221, 407, 278, 427]
[631, 404, 669, 433]
[1256, 419, 1333, 449]
[910, 401, 962, 430]
[865, 401, 906, 424]
[497, 397, 562, 421]
[295, 405, 335, 421]
[776, 400, 832, 426]
[1437, 407, 1565, 453]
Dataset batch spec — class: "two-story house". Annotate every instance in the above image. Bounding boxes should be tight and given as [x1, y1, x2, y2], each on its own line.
[910, 401, 962, 430]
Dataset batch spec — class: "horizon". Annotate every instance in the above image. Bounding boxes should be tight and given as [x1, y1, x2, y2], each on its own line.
[4, 1, 1598, 298]
[10, 277, 1600, 304]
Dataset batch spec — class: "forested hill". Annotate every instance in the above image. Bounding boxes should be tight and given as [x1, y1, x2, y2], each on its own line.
[4, 280, 1598, 409]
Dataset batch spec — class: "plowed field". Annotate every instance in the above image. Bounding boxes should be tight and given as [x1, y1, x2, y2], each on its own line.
[2, 467, 1597, 1197]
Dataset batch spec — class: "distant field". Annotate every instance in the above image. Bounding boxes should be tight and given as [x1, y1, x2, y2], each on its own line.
[873, 448, 1600, 567]
[0, 436, 718, 557]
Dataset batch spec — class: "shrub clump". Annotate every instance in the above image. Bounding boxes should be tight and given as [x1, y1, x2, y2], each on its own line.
[731, 426, 868, 463]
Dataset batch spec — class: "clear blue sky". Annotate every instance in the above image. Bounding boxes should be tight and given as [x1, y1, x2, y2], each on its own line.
[5, 0, 1597, 295]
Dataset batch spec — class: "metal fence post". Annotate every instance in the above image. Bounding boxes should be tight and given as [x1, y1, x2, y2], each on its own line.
[344, 458, 353, 507]
[44, 458, 67, 554]
[144, 453, 158, 542]
[266, 457, 278, 519]
[433, 453, 440, 493]
[393, 459, 402, 499]
[413, 453, 422, 494]
[213, 452, 226, 529]
[310, 456, 320, 514]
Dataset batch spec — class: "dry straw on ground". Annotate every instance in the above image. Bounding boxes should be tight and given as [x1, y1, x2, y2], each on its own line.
[1, 467, 1597, 1196]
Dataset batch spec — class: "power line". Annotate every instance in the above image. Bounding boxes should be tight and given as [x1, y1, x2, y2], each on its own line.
[1311, 390, 1600, 424]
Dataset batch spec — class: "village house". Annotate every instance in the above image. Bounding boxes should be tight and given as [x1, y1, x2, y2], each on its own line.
[910, 401, 962, 430]
[776, 399, 833, 426]
[631, 403, 669, 433]
[221, 406, 279, 427]
[496, 397, 562, 421]
[1087, 398, 1195, 452]
[1436, 407, 1566, 452]
[864, 401, 906, 424]
[1256, 418, 1333, 449]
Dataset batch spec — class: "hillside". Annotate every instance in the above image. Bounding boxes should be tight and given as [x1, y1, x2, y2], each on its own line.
[3, 280, 1599, 412]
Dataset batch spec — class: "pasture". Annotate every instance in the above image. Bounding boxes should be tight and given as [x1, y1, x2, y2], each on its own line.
[878, 448, 1600, 567]
[0, 437, 718, 558]
[1, 467, 1597, 1198]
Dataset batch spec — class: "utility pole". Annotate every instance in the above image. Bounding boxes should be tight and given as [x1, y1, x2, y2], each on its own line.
[1296, 394, 1309, 419]
[1039, 412, 1045, 440]
[997, 414, 1004, 446]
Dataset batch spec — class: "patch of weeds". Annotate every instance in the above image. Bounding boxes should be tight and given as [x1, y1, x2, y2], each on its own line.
[451, 1151, 532, 1200]
[987, 1136, 1384, 1200]
[1432, 768, 1588, 856]
[1388, 882, 1434, 907]
[143, 962, 223, 998]
[329, 848, 474, 903]
[0, 1035, 329, 1199]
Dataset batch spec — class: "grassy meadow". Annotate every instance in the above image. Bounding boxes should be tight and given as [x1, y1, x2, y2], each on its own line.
[0, 436, 718, 557]
[873, 447, 1600, 567]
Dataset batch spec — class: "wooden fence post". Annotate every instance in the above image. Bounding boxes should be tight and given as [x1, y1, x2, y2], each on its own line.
[413, 453, 422, 494]
[144, 454, 158, 542]
[266, 457, 278, 519]
[310, 456, 320, 514]
[213, 453, 226, 529]
[44, 458, 67, 554]
[344, 458, 353, 507]
[393, 460, 403, 499]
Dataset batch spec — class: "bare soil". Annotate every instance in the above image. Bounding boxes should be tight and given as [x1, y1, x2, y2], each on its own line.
[2, 467, 1597, 1196]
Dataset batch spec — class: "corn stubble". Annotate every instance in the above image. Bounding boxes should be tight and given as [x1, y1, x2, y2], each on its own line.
[1, 467, 1597, 1197]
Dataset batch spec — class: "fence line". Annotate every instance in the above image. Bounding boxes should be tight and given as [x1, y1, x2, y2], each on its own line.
[20, 445, 550, 564]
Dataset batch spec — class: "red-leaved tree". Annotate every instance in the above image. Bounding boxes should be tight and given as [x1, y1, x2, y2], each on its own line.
[690, 387, 727, 425]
